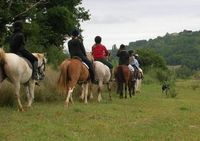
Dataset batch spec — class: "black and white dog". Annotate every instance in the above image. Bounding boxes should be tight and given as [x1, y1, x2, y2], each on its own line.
[162, 83, 170, 95]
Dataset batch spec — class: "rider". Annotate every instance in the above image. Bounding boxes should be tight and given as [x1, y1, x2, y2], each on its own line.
[68, 29, 95, 83]
[116, 44, 129, 65]
[92, 36, 113, 80]
[128, 50, 143, 79]
[9, 20, 39, 80]
[134, 53, 144, 78]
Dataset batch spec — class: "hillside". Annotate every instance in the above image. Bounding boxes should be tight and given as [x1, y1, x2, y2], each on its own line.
[128, 30, 200, 71]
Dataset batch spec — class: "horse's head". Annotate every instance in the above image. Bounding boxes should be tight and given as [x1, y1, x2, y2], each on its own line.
[33, 53, 47, 80]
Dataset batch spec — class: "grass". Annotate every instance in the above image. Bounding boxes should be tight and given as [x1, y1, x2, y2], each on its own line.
[1, 74, 200, 140]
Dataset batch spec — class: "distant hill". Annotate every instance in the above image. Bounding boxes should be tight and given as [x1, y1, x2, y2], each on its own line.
[128, 30, 200, 70]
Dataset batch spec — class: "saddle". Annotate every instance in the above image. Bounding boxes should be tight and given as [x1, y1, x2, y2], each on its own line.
[21, 56, 33, 69]
[71, 56, 89, 69]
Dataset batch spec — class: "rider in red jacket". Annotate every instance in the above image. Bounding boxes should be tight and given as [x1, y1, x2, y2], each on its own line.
[92, 36, 113, 79]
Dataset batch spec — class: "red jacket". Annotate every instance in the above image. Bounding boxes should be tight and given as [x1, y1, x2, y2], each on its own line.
[92, 44, 109, 60]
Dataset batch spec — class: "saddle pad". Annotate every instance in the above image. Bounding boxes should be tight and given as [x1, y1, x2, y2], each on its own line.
[82, 62, 89, 69]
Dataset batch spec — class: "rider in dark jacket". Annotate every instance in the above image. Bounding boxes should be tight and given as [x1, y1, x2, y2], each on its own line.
[116, 44, 129, 65]
[9, 20, 39, 80]
[68, 29, 95, 83]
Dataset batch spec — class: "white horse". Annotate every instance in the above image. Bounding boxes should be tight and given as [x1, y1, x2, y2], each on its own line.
[135, 71, 143, 93]
[86, 52, 111, 102]
[0, 48, 46, 111]
[90, 61, 112, 102]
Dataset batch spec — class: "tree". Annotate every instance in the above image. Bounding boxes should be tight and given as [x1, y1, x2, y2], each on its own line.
[0, 0, 90, 48]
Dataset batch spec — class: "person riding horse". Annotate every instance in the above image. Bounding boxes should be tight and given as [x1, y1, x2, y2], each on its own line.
[68, 29, 95, 83]
[92, 36, 113, 80]
[115, 44, 131, 98]
[9, 20, 39, 80]
[116, 44, 129, 65]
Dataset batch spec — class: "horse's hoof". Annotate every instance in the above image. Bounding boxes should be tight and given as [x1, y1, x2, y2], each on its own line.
[64, 102, 69, 108]
[18, 108, 25, 112]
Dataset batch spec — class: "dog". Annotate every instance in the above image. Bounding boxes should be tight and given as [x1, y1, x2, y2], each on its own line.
[162, 83, 170, 95]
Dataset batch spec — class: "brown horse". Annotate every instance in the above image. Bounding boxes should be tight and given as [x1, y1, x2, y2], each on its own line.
[114, 65, 131, 98]
[57, 57, 89, 107]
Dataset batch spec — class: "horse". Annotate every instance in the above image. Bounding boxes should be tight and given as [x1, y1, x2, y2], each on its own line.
[57, 57, 90, 107]
[86, 52, 111, 102]
[114, 65, 131, 98]
[0, 48, 46, 111]
[90, 61, 112, 102]
[128, 71, 136, 97]
[135, 70, 143, 93]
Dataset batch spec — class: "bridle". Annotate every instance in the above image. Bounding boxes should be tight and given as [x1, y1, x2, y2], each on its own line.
[37, 58, 46, 80]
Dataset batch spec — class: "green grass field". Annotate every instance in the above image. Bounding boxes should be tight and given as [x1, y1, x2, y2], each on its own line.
[0, 79, 200, 141]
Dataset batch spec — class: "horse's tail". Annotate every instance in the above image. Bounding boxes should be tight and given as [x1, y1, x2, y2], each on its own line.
[57, 60, 70, 93]
[117, 65, 125, 82]
[0, 48, 6, 65]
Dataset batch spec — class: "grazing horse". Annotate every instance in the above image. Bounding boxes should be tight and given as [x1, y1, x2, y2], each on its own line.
[86, 52, 111, 102]
[57, 58, 89, 107]
[114, 65, 131, 98]
[0, 48, 46, 111]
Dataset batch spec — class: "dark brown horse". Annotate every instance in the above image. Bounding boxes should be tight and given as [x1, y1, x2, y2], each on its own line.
[114, 65, 131, 98]
[57, 58, 89, 107]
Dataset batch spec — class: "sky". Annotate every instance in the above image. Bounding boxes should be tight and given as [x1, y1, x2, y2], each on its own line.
[79, 0, 200, 51]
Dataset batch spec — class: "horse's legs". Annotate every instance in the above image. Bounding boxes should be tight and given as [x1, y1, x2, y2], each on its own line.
[27, 81, 36, 107]
[128, 82, 132, 98]
[65, 87, 74, 108]
[89, 83, 94, 99]
[119, 83, 123, 98]
[70, 94, 74, 104]
[107, 82, 112, 101]
[125, 83, 128, 99]
[14, 82, 24, 111]
[80, 84, 85, 100]
[97, 81, 103, 102]
[83, 83, 89, 104]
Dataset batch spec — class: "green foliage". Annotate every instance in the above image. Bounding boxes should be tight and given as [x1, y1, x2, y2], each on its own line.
[0, 0, 90, 57]
[128, 30, 200, 71]
[45, 46, 67, 69]
[175, 65, 192, 79]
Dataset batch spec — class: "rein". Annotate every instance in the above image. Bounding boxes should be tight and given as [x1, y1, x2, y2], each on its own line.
[37, 58, 46, 77]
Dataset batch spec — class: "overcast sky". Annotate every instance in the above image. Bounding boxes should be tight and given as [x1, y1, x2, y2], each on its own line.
[80, 0, 200, 51]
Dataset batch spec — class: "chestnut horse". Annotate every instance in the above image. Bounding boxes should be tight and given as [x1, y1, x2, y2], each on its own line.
[57, 57, 89, 107]
[114, 65, 131, 98]
[0, 48, 46, 111]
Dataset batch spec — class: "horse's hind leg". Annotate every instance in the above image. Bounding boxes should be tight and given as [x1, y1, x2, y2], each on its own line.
[14, 82, 24, 111]
[107, 82, 112, 101]
[125, 84, 128, 99]
[26, 82, 35, 108]
[83, 83, 89, 104]
[65, 87, 74, 108]
[97, 81, 103, 102]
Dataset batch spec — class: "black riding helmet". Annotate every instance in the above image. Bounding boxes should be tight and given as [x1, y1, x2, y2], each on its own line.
[119, 44, 126, 50]
[13, 20, 23, 31]
[95, 36, 101, 44]
[71, 29, 80, 37]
